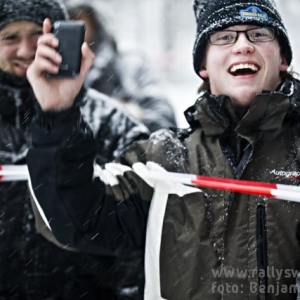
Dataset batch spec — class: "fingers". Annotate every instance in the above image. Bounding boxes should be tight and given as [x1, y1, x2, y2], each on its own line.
[36, 44, 61, 74]
[32, 26, 61, 76]
[79, 42, 95, 78]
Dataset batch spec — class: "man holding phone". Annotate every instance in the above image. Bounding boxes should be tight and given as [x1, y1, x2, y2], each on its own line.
[0, 0, 149, 298]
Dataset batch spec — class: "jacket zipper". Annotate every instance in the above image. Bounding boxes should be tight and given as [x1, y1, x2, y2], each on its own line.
[256, 204, 268, 292]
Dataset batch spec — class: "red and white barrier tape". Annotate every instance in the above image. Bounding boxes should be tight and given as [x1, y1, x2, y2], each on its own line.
[1, 165, 300, 202]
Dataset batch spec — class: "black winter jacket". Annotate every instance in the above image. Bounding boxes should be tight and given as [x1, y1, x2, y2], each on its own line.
[0, 70, 149, 299]
[28, 77, 300, 299]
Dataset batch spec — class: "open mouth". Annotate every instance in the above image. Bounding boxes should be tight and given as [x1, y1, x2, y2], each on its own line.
[15, 60, 32, 69]
[229, 63, 259, 76]
[16, 63, 30, 70]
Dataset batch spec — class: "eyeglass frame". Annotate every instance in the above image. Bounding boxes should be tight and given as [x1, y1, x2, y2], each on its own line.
[207, 27, 276, 46]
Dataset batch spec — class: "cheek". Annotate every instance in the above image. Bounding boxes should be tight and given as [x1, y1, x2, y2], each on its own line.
[0, 46, 16, 71]
[0, 46, 15, 60]
[264, 45, 287, 70]
[270, 53, 288, 72]
[0, 49, 10, 67]
[29, 36, 39, 48]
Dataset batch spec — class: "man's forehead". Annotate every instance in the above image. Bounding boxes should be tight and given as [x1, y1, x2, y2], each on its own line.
[221, 24, 262, 31]
[0, 21, 41, 34]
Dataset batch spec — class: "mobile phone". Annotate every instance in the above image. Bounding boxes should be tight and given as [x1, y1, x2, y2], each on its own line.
[51, 20, 85, 78]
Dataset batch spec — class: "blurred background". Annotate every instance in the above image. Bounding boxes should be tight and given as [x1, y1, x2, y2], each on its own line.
[65, 0, 300, 127]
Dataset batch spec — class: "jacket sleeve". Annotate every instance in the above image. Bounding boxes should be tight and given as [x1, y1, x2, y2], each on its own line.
[80, 88, 150, 165]
[27, 104, 153, 257]
[30, 196, 78, 252]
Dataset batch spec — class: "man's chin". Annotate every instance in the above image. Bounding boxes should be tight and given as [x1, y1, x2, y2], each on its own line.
[230, 90, 259, 108]
[14, 69, 27, 77]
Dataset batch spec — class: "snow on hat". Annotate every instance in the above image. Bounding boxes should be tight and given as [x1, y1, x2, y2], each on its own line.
[193, 0, 292, 77]
[0, 0, 68, 31]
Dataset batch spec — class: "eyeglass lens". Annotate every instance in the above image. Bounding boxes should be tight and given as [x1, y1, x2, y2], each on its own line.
[209, 27, 274, 45]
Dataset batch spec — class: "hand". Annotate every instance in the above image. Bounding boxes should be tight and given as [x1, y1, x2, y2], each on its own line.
[27, 18, 95, 112]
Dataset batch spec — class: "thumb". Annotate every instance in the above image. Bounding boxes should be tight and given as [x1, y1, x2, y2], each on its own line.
[43, 18, 52, 34]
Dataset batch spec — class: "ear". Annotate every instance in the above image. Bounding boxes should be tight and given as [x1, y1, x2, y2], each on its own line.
[279, 55, 288, 72]
[199, 64, 209, 79]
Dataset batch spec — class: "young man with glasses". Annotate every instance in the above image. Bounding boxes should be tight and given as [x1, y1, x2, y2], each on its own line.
[26, 0, 300, 299]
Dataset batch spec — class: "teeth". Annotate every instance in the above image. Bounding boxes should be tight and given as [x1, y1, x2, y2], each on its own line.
[230, 63, 258, 73]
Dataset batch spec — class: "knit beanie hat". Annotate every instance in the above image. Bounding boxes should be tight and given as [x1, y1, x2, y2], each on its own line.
[0, 0, 68, 31]
[193, 0, 292, 76]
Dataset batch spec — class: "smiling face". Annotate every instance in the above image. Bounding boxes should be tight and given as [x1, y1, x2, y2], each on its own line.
[199, 24, 288, 108]
[0, 21, 42, 77]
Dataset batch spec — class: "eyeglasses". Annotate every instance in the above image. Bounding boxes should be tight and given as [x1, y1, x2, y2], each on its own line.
[208, 27, 275, 45]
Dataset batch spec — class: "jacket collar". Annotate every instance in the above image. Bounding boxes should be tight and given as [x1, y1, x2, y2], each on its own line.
[0, 69, 31, 89]
[185, 79, 295, 137]
[0, 70, 35, 127]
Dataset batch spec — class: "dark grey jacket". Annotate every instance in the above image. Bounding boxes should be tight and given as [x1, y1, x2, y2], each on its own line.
[28, 77, 300, 299]
[0, 70, 148, 299]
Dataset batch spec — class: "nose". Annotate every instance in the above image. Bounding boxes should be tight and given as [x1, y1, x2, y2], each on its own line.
[16, 38, 36, 59]
[231, 33, 255, 54]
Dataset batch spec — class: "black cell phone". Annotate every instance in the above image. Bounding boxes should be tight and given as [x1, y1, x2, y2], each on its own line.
[52, 20, 85, 78]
